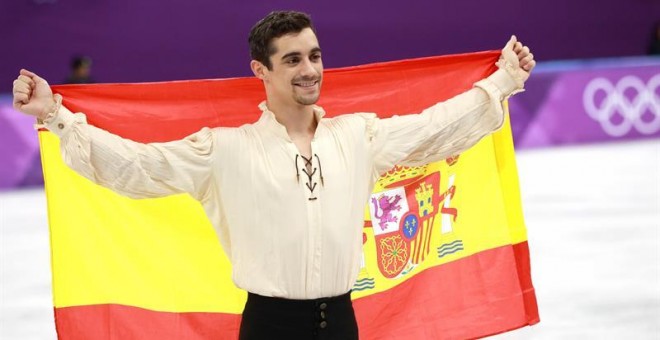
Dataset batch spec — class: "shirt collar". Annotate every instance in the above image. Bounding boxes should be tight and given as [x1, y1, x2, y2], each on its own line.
[256, 101, 325, 140]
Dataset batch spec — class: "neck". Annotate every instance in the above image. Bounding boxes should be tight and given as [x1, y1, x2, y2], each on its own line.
[266, 99, 317, 137]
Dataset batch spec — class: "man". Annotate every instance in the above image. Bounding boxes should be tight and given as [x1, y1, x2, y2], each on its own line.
[64, 55, 95, 84]
[12, 10, 535, 340]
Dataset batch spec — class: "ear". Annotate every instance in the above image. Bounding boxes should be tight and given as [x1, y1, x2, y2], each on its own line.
[250, 60, 268, 81]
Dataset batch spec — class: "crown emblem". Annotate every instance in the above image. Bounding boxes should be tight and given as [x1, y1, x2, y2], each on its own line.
[377, 165, 427, 189]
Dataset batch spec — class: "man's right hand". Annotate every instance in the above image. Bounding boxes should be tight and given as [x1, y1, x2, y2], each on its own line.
[12, 69, 56, 120]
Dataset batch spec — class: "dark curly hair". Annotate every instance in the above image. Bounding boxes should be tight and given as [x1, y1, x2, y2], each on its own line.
[248, 11, 316, 70]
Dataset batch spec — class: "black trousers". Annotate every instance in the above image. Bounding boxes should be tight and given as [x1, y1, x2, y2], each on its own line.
[238, 291, 359, 340]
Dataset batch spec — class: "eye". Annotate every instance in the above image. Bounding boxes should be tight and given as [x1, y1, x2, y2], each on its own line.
[310, 54, 322, 62]
[286, 57, 300, 65]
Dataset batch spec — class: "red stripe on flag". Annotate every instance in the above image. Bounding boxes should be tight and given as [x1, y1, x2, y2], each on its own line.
[54, 304, 241, 340]
[513, 240, 539, 323]
[51, 52, 500, 144]
[54, 242, 537, 339]
[353, 241, 539, 339]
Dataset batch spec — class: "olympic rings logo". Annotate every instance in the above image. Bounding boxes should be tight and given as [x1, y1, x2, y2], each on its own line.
[582, 74, 660, 137]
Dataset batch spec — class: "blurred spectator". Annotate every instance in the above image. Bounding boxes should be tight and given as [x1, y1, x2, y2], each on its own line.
[649, 21, 660, 55]
[64, 56, 95, 84]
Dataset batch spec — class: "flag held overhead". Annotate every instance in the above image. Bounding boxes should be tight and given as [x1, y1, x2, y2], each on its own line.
[42, 51, 539, 339]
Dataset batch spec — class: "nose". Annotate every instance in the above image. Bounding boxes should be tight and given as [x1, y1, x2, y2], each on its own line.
[299, 59, 317, 78]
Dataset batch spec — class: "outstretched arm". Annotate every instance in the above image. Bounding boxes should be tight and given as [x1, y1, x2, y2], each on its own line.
[12, 70, 216, 200]
[367, 36, 535, 175]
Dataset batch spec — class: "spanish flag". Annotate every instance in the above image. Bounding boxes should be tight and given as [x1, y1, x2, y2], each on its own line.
[41, 51, 539, 339]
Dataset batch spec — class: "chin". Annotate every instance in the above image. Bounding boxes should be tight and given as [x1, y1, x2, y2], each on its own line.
[295, 95, 320, 106]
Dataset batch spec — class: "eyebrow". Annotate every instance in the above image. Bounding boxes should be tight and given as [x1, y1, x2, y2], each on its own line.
[281, 47, 322, 61]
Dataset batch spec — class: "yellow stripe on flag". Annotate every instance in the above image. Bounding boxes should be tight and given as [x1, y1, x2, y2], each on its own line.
[41, 109, 526, 310]
[41, 132, 246, 312]
[494, 102, 528, 244]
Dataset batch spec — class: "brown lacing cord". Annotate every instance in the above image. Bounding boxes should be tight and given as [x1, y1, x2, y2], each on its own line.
[295, 154, 300, 183]
[315, 154, 324, 186]
[301, 155, 313, 168]
[294, 154, 324, 200]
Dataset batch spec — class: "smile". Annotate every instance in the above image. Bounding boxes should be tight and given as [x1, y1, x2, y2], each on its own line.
[293, 81, 318, 88]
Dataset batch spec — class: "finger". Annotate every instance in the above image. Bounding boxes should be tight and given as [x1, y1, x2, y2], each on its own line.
[523, 60, 536, 72]
[13, 80, 31, 94]
[514, 42, 523, 53]
[517, 46, 530, 59]
[20, 69, 38, 78]
[19, 69, 48, 85]
[20, 69, 37, 78]
[17, 75, 36, 87]
[520, 54, 534, 67]
[14, 86, 31, 95]
[13, 93, 29, 107]
[504, 35, 517, 51]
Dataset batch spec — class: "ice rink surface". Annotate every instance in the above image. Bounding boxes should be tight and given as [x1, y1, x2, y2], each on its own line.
[1, 139, 659, 339]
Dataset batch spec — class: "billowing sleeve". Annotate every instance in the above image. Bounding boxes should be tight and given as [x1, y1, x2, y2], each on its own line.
[42, 104, 216, 201]
[363, 65, 524, 176]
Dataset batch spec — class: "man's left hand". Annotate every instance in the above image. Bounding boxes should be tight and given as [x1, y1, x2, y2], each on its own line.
[501, 35, 535, 82]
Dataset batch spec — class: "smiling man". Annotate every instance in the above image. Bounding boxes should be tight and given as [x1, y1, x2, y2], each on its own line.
[248, 15, 325, 159]
[12, 10, 535, 340]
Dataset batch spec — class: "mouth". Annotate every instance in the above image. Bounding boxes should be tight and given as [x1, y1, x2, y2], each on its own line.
[293, 80, 319, 88]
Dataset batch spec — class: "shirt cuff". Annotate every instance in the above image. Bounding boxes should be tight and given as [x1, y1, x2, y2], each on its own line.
[43, 102, 87, 137]
[474, 66, 524, 101]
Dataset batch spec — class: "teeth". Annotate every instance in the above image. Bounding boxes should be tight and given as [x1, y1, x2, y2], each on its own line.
[295, 81, 316, 87]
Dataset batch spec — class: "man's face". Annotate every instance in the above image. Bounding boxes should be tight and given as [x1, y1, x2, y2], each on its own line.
[263, 28, 323, 107]
[77, 64, 91, 78]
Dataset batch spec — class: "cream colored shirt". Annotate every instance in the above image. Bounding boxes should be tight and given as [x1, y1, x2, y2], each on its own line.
[44, 68, 521, 299]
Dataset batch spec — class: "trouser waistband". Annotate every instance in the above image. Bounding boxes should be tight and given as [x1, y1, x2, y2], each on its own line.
[240, 290, 358, 339]
[246, 290, 352, 310]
